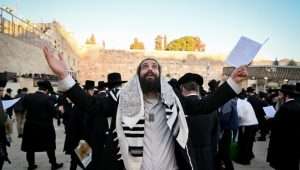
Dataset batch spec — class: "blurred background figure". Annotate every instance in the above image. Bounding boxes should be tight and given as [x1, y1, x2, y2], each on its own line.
[13, 88, 28, 138]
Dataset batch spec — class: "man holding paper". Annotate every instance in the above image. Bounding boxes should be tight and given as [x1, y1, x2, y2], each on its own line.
[43, 45, 248, 170]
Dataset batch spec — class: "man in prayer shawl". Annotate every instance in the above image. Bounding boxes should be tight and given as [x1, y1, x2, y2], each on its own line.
[43, 47, 248, 170]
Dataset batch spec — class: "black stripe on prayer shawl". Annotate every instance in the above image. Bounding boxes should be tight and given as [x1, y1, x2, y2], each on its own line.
[171, 107, 180, 138]
[123, 126, 144, 131]
[165, 104, 174, 115]
[129, 146, 143, 157]
[166, 111, 172, 117]
[124, 133, 144, 138]
[166, 110, 172, 115]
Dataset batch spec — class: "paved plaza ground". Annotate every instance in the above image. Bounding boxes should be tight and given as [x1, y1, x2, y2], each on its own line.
[3, 120, 274, 170]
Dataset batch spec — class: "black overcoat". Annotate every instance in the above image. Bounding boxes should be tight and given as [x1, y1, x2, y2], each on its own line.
[267, 99, 300, 170]
[21, 91, 56, 152]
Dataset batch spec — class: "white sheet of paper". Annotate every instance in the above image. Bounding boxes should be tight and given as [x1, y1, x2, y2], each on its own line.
[226, 36, 264, 67]
[2, 98, 21, 110]
[263, 105, 276, 118]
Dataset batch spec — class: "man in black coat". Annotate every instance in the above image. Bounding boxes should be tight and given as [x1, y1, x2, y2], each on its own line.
[13, 88, 28, 138]
[2, 88, 13, 119]
[0, 77, 10, 170]
[267, 84, 300, 170]
[61, 95, 86, 170]
[93, 73, 126, 170]
[296, 83, 300, 104]
[178, 73, 219, 170]
[246, 87, 268, 141]
[21, 80, 63, 170]
[43, 47, 248, 170]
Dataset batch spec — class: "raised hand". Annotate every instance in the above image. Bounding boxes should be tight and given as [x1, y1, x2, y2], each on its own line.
[43, 47, 68, 80]
[230, 65, 248, 84]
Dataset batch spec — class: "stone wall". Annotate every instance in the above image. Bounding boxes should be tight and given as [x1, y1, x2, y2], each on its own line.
[0, 33, 52, 74]
[79, 49, 226, 88]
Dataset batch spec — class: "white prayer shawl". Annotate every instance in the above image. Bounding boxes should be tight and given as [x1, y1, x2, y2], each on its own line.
[237, 98, 259, 126]
[116, 75, 189, 170]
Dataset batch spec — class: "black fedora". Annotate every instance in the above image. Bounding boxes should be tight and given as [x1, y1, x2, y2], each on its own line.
[0, 73, 7, 88]
[83, 80, 95, 90]
[44, 80, 53, 92]
[246, 87, 255, 93]
[0, 80, 7, 88]
[296, 83, 300, 94]
[37, 80, 52, 91]
[280, 84, 300, 96]
[178, 73, 203, 86]
[105, 72, 127, 88]
[208, 79, 220, 89]
[97, 81, 107, 90]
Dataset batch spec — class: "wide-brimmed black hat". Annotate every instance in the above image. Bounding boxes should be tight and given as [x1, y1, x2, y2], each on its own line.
[280, 84, 300, 96]
[83, 80, 95, 90]
[105, 72, 127, 87]
[97, 81, 107, 90]
[246, 87, 255, 93]
[0, 73, 7, 88]
[208, 79, 220, 89]
[37, 80, 52, 91]
[0, 80, 7, 88]
[178, 73, 203, 86]
[296, 83, 300, 94]
[44, 80, 53, 92]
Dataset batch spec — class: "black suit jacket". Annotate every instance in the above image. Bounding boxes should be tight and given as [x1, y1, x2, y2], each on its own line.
[181, 82, 236, 170]
[181, 82, 237, 116]
[267, 99, 300, 169]
[21, 91, 56, 152]
[184, 95, 219, 170]
[66, 85, 123, 170]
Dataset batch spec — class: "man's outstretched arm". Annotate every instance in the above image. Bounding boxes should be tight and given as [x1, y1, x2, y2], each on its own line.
[43, 47, 96, 113]
[185, 66, 248, 115]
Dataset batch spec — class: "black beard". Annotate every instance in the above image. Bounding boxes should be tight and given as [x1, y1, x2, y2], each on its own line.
[139, 75, 161, 94]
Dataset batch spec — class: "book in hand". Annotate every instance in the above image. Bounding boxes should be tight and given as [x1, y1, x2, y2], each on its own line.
[74, 140, 92, 168]
[263, 105, 276, 118]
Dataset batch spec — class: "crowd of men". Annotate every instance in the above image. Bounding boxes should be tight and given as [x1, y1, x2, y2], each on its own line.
[0, 48, 299, 170]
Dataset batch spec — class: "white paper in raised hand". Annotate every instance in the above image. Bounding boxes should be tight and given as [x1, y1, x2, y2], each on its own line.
[226, 36, 267, 67]
[263, 105, 276, 118]
[2, 98, 21, 110]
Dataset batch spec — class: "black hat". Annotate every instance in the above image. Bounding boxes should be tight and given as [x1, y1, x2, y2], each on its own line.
[259, 91, 267, 98]
[296, 83, 300, 93]
[280, 84, 300, 95]
[208, 79, 220, 89]
[105, 72, 127, 87]
[97, 81, 106, 90]
[0, 73, 7, 88]
[246, 87, 255, 93]
[37, 80, 50, 90]
[83, 80, 95, 90]
[178, 73, 203, 86]
[0, 80, 7, 88]
[44, 80, 53, 92]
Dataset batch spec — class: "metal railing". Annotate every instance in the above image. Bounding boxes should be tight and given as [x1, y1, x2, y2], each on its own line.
[0, 7, 80, 79]
[0, 7, 56, 49]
